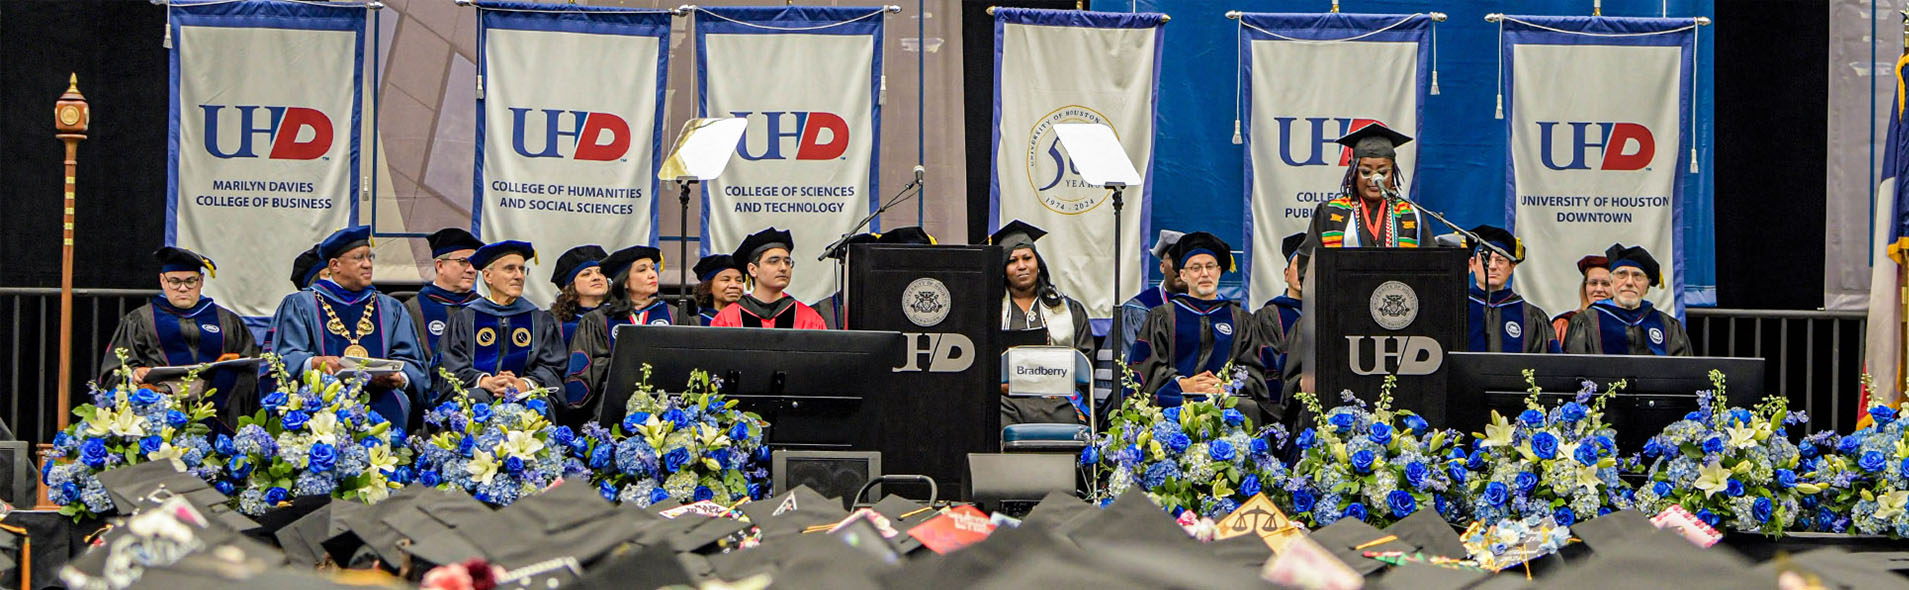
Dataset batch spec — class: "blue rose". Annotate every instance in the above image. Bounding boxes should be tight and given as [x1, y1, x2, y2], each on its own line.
[131, 387, 163, 407]
[214, 481, 235, 495]
[1401, 414, 1429, 436]
[1164, 432, 1192, 454]
[1514, 471, 1538, 495]
[1554, 506, 1576, 527]
[228, 456, 252, 479]
[1208, 440, 1237, 463]
[1860, 451, 1887, 473]
[1447, 462, 1468, 484]
[1222, 408, 1245, 426]
[1352, 450, 1377, 474]
[693, 486, 715, 503]
[1730, 408, 1753, 425]
[1296, 428, 1317, 450]
[261, 390, 288, 410]
[214, 434, 235, 457]
[729, 422, 751, 442]
[1799, 440, 1820, 458]
[1872, 405, 1897, 425]
[551, 426, 576, 450]
[1653, 481, 1672, 497]
[420, 470, 442, 487]
[1292, 489, 1316, 513]
[1702, 436, 1725, 455]
[392, 466, 414, 485]
[1595, 435, 1616, 454]
[1775, 469, 1798, 489]
[1574, 442, 1601, 466]
[1368, 423, 1394, 446]
[1404, 462, 1429, 490]
[1901, 458, 1909, 480]
[58, 482, 79, 504]
[1752, 496, 1773, 524]
[1240, 474, 1261, 497]
[1530, 432, 1559, 460]
[598, 482, 617, 501]
[621, 412, 648, 434]
[80, 439, 108, 468]
[308, 443, 337, 473]
[282, 410, 310, 431]
[1518, 409, 1545, 428]
[1695, 509, 1719, 527]
[1839, 434, 1864, 454]
[526, 399, 549, 416]
[1162, 407, 1181, 423]
[139, 436, 162, 454]
[648, 487, 672, 504]
[1684, 411, 1704, 421]
[458, 434, 476, 455]
[1080, 445, 1100, 466]
[264, 486, 289, 505]
[1642, 438, 1666, 458]
[1329, 413, 1355, 433]
[1467, 449, 1485, 470]
[472, 403, 492, 424]
[1249, 437, 1272, 457]
[1387, 490, 1417, 517]
[1343, 502, 1368, 522]
[506, 456, 525, 474]
[663, 409, 691, 429]
[663, 448, 691, 473]
[165, 410, 189, 428]
[1560, 402, 1587, 423]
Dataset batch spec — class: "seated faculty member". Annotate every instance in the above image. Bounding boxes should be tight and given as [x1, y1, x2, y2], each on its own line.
[438, 240, 566, 403]
[561, 245, 673, 426]
[548, 244, 610, 346]
[692, 254, 744, 326]
[402, 227, 485, 357]
[1563, 243, 1693, 356]
[710, 227, 827, 329]
[269, 226, 429, 427]
[98, 246, 260, 427]
[1129, 232, 1275, 424]
[1464, 225, 1559, 354]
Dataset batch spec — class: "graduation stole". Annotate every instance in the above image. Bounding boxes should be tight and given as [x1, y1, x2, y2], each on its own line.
[628, 300, 673, 328]
[1468, 285, 1527, 353]
[312, 281, 386, 358]
[1001, 293, 1073, 349]
[560, 304, 597, 345]
[736, 296, 797, 328]
[1590, 300, 1669, 356]
[149, 296, 224, 365]
[1168, 296, 1237, 389]
[1320, 198, 1419, 248]
[417, 284, 480, 351]
[472, 309, 538, 377]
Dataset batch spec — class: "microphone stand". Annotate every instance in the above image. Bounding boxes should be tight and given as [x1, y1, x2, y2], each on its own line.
[1378, 183, 1515, 264]
[817, 177, 923, 329]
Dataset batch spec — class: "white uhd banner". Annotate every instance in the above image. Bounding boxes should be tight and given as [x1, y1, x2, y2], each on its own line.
[1240, 13, 1429, 307]
[695, 6, 883, 304]
[476, 2, 670, 306]
[1505, 16, 1696, 319]
[168, 0, 366, 316]
[991, 8, 1165, 320]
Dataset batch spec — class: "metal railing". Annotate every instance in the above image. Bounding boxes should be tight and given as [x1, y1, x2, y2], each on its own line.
[1, 287, 159, 447]
[1685, 308, 1868, 434]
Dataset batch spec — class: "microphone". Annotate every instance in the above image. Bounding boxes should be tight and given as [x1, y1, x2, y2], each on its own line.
[1366, 172, 1398, 201]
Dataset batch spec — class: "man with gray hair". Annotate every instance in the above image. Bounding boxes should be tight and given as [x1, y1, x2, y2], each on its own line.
[1116, 229, 1186, 361]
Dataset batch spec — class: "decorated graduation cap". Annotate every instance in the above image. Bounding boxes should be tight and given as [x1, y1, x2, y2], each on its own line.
[1603, 243, 1661, 287]
[1281, 232, 1308, 263]
[1463, 225, 1526, 263]
[1150, 229, 1185, 260]
[693, 254, 737, 281]
[1576, 254, 1611, 275]
[317, 225, 372, 261]
[989, 219, 1048, 253]
[469, 240, 536, 270]
[550, 244, 608, 288]
[733, 227, 795, 266]
[601, 245, 663, 282]
[154, 246, 216, 277]
[877, 226, 936, 245]
[424, 227, 484, 258]
[290, 245, 323, 288]
[1168, 231, 1234, 273]
[1335, 121, 1414, 161]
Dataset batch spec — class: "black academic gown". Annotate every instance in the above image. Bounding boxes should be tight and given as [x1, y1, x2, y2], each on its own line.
[559, 299, 677, 427]
[1127, 295, 1275, 425]
[98, 296, 260, 429]
[1467, 284, 1560, 354]
[401, 284, 481, 359]
[436, 296, 567, 404]
[999, 294, 1096, 427]
[1253, 294, 1303, 415]
[1562, 300, 1694, 356]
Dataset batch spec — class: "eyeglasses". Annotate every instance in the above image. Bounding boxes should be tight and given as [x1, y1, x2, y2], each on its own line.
[343, 252, 377, 263]
[757, 257, 794, 269]
[163, 276, 202, 289]
[437, 256, 470, 267]
[1182, 263, 1222, 275]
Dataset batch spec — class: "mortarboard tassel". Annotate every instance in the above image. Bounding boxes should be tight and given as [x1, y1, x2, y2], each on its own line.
[1689, 147, 1699, 174]
[1431, 71, 1441, 96]
[1494, 94, 1503, 120]
[1231, 119, 1242, 145]
[476, 74, 485, 100]
[879, 74, 888, 106]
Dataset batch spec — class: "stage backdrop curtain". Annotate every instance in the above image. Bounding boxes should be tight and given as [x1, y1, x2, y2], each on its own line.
[167, 0, 367, 317]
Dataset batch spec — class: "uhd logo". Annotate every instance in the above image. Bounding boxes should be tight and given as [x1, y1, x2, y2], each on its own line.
[1537, 121, 1655, 171]
[732, 111, 849, 161]
[200, 105, 333, 160]
[1274, 117, 1389, 167]
[509, 108, 631, 161]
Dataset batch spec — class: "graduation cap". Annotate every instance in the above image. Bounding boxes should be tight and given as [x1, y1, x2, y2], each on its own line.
[549, 245, 608, 288]
[1166, 231, 1234, 273]
[692, 254, 737, 282]
[1569, 509, 1655, 555]
[1528, 529, 1764, 589]
[1377, 561, 1491, 590]
[474, 479, 644, 569]
[1761, 548, 1909, 590]
[1149, 229, 1185, 260]
[1336, 121, 1414, 161]
[1464, 225, 1526, 263]
[1576, 254, 1611, 275]
[599, 245, 663, 284]
[739, 486, 849, 541]
[1065, 493, 1202, 554]
[1306, 517, 1417, 575]
[1017, 491, 1100, 535]
[1281, 232, 1308, 264]
[1603, 243, 1662, 287]
[425, 227, 484, 258]
[93, 460, 257, 531]
[1381, 508, 1466, 560]
[877, 226, 937, 245]
[732, 227, 795, 266]
[572, 544, 695, 590]
[316, 226, 371, 261]
[290, 246, 324, 289]
[373, 487, 494, 569]
[469, 240, 536, 271]
[988, 220, 1047, 253]
[154, 246, 216, 277]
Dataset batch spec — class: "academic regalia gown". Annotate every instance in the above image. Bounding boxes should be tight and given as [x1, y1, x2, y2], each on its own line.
[98, 296, 260, 429]
[1116, 284, 1172, 364]
[1000, 294, 1095, 427]
[1127, 295, 1275, 424]
[814, 292, 844, 330]
[269, 280, 430, 428]
[1467, 285, 1560, 354]
[560, 298, 677, 427]
[1253, 295, 1303, 414]
[1305, 196, 1424, 249]
[1562, 300, 1693, 356]
[402, 284, 482, 357]
[437, 297, 567, 404]
[556, 304, 598, 347]
[709, 295, 827, 329]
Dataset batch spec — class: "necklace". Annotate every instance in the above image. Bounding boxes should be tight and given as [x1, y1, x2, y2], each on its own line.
[316, 295, 377, 358]
[1359, 200, 1391, 247]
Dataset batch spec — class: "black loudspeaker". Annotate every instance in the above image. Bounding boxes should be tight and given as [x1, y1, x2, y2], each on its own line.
[967, 453, 1077, 517]
[773, 450, 881, 510]
[0, 441, 32, 507]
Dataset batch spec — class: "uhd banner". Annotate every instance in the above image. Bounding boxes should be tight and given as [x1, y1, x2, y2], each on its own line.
[168, 0, 366, 316]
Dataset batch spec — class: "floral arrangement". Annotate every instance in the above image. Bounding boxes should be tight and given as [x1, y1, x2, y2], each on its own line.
[412, 372, 565, 506]
[1463, 372, 1633, 528]
[226, 357, 413, 515]
[1283, 376, 1466, 528]
[580, 365, 771, 508]
[42, 351, 222, 519]
[1802, 391, 1909, 537]
[1629, 371, 1815, 536]
[1089, 366, 1289, 519]
[1460, 515, 1573, 572]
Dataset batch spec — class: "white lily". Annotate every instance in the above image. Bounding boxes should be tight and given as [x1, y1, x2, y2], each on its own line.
[366, 444, 399, 474]
[1693, 461, 1731, 498]
[306, 411, 339, 444]
[498, 430, 545, 462]
[1724, 424, 1758, 450]
[467, 449, 499, 485]
[1877, 490, 1909, 521]
[86, 407, 119, 437]
[147, 441, 186, 471]
[1480, 413, 1515, 448]
[1575, 464, 1603, 492]
[108, 408, 146, 438]
[362, 479, 394, 504]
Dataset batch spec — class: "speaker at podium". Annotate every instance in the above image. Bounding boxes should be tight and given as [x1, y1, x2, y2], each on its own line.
[1297, 247, 1468, 427]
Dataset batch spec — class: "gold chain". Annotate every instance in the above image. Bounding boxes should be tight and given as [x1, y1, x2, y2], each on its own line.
[316, 296, 377, 351]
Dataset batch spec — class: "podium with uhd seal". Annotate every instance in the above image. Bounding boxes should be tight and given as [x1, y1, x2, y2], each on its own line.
[1296, 247, 1467, 427]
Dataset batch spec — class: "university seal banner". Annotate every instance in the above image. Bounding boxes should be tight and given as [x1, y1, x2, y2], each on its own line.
[1504, 15, 1698, 318]
[992, 8, 1166, 322]
[1239, 13, 1430, 308]
[476, 2, 670, 307]
[168, 0, 366, 317]
[695, 6, 884, 304]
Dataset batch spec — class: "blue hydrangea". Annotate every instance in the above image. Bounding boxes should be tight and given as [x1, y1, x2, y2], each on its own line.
[1142, 461, 1181, 489]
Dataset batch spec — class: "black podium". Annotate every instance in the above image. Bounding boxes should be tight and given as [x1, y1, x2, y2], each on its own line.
[1298, 247, 1467, 426]
[845, 243, 1004, 499]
